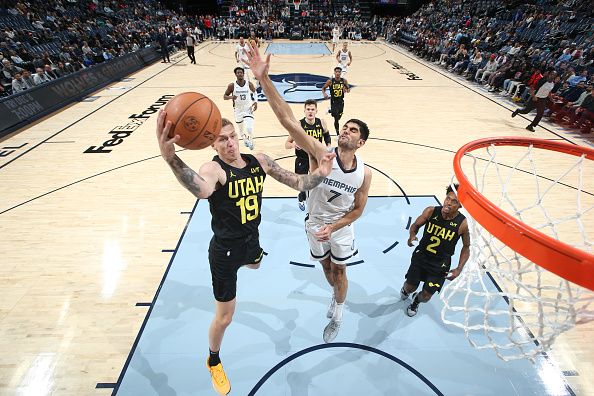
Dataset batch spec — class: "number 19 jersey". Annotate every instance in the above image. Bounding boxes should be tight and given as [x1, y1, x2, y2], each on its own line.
[307, 147, 365, 224]
[417, 207, 465, 259]
[208, 154, 266, 240]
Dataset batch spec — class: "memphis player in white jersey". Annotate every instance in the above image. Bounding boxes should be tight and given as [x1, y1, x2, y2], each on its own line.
[331, 25, 341, 52]
[235, 36, 254, 83]
[336, 42, 352, 78]
[247, 41, 372, 343]
[224, 67, 257, 149]
[304, 120, 370, 342]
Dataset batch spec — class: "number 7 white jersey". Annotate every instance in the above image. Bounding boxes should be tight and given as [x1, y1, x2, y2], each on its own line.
[307, 147, 365, 223]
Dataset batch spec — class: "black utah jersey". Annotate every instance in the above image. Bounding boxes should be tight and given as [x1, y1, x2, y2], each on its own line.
[296, 117, 325, 159]
[417, 206, 465, 259]
[208, 154, 266, 240]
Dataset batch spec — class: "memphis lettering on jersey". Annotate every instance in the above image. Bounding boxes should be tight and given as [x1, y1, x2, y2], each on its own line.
[228, 175, 264, 198]
[322, 177, 356, 193]
[425, 222, 456, 241]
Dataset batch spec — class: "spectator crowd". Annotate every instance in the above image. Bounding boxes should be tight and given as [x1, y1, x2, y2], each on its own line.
[2, 0, 593, 135]
[387, 0, 593, 133]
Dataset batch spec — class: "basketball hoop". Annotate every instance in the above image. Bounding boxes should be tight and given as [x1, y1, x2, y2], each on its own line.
[293, 0, 301, 10]
[441, 136, 594, 361]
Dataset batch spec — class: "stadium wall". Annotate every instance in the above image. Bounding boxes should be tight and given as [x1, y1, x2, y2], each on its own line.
[0, 46, 161, 138]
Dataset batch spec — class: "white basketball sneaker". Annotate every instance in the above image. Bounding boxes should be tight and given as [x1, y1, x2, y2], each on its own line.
[323, 319, 341, 343]
[406, 292, 419, 317]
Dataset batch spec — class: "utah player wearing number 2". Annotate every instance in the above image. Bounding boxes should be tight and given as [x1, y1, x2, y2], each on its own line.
[247, 42, 372, 344]
[400, 184, 470, 317]
[156, 111, 335, 395]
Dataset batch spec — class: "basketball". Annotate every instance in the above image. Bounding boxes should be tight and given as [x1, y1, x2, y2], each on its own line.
[164, 92, 222, 150]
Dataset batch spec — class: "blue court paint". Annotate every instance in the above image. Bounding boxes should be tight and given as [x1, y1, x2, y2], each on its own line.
[115, 197, 573, 395]
[265, 43, 331, 55]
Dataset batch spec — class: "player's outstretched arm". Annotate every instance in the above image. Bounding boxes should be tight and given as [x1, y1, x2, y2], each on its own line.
[246, 42, 328, 162]
[255, 151, 335, 192]
[408, 206, 433, 246]
[314, 167, 372, 242]
[156, 109, 220, 199]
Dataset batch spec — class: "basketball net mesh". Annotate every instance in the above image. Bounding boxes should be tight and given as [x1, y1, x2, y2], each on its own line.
[441, 143, 594, 361]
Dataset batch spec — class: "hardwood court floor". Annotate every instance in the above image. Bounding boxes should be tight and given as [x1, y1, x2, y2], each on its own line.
[0, 40, 592, 395]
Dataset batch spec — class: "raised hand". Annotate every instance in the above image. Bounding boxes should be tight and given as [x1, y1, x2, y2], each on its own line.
[156, 109, 178, 162]
[245, 41, 270, 81]
[313, 151, 336, 178]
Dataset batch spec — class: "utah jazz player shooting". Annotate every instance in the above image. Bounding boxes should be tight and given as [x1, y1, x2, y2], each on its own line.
[156, 110, 335, 395]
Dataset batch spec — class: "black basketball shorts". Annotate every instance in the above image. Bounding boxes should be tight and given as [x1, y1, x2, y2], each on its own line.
[405, 249, 451, 294]
[295, 156, 309, 175]
[330, 99, 344, 118]
[208, 234, 264, 302]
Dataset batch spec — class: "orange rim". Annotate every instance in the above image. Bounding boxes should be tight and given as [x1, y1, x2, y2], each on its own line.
[453, 137, 594, 291]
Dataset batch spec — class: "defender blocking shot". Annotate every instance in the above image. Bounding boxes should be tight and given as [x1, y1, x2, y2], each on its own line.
[247, 42, 372, 343]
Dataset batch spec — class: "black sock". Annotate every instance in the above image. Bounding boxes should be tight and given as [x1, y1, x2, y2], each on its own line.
[334, 117, 340, 134]
[208, 349, 221, 366]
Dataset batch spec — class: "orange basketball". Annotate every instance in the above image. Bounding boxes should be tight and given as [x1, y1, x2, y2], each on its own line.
[164, 92, 222, 150]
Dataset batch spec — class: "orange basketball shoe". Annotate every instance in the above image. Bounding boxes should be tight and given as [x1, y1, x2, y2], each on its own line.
[206, 358, 231, 395]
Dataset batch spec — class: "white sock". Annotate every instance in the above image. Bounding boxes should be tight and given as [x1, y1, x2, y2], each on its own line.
[333, 302, 344, 322]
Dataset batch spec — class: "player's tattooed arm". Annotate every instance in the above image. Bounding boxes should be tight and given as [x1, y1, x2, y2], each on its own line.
[166, 157, 220, 199]
[167, 155, 206, 197]
[257, 153, 334, 191]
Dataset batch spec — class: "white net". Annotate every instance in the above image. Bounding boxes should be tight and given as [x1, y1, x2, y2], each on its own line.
[441, 141, 594, 361]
